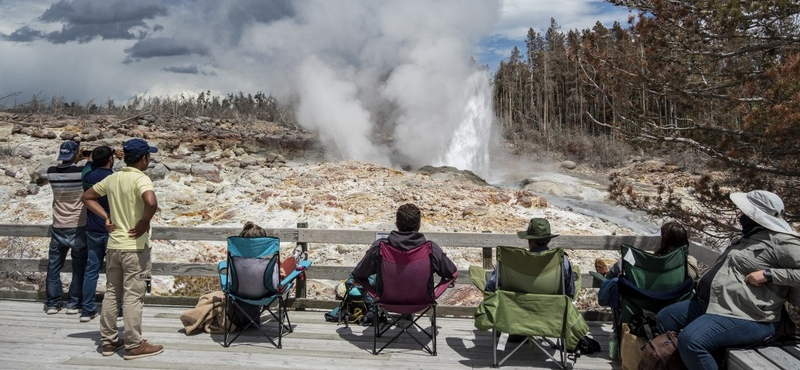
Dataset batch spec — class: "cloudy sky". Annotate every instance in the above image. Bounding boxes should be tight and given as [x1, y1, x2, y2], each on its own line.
[0, 0, 630, 174]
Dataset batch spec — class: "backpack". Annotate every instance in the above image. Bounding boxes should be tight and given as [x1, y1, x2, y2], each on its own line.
[324, 273, 382, 326]
[628, 310, 660, 340]
[638, 331, 687, 370]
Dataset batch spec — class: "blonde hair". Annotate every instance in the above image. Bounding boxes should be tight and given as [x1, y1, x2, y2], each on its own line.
[239, 221, 268, 237]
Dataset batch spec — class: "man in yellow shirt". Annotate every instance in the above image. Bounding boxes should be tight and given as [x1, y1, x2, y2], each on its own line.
[82, 138, 163, 360]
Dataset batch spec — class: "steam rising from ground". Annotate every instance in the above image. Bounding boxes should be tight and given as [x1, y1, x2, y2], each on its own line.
[244, 0, 501, 177]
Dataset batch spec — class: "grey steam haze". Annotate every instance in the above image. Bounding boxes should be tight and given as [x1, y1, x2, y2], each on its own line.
[2, 0, 501, 175]
[1, 0, 630, 175]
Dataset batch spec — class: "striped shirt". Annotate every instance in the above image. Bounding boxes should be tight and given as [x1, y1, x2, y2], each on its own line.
[47, 163, 87, 228]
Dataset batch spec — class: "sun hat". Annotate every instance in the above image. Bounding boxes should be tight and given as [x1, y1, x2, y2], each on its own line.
[57, 141, 79, 162]
[730, 190, 798, 237]
[517, 218, 559, 240]
[122, 138, 158, 157]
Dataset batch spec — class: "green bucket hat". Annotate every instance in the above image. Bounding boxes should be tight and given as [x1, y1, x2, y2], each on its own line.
[517, 218, 559, 240]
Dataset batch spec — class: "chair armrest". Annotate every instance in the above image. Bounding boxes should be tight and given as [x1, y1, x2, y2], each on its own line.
[279, 260, 312, 288]
[469, 265, 487, 292]
[434, 271, 458, 299]
[218, 261, 228, 291]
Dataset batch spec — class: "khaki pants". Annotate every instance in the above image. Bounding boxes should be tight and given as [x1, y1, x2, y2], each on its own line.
[100, 248, 151, 350]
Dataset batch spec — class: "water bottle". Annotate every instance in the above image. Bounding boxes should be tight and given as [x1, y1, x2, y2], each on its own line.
[608, 333, 619, 361]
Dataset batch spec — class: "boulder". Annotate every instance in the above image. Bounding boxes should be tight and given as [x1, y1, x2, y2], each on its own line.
[191, 163, 222, 182]
[26, 184, 39, 195]
[162, 162, 191, 174]
[146, 164, 168, 181]
[31, 164, 50, 185]
[16, 147, 33, 159]
[561, 160, 577, 170]
[59, 131, 79, 141]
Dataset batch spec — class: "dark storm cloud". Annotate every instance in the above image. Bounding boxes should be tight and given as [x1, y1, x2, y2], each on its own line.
[2, 26, 44, 42]
[200, 0, 295, 44]
[162, 65, 217, 76]
[39, 0, 167, 25]
[5, 0, 167, 44]
[123, 37, 209, 63]
[162, 65, 198, 74]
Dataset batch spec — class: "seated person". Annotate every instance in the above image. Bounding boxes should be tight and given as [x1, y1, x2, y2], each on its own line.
[353, 203, 457, 289]
[656, 190, 800, 370]
[486, 218, 576, 299]
[602, 220, 699, 280]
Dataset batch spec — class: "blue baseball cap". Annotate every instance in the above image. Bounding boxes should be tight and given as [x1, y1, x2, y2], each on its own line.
[123, 138, 159, 156]
[57, 141, 79, 162]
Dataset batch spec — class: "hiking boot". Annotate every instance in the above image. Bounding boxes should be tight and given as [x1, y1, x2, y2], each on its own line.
[102, 340, 124, 356]
[80, 311, 99, 322]
[123, 340, 163, 360]
[46, 306, 62, 315]
[65, 307, 80, 315]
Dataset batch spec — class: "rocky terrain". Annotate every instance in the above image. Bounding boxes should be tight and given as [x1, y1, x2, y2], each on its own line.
[0, 112, 698, 310]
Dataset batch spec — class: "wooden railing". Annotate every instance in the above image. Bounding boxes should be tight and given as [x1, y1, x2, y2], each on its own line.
[0, 224, 721, 316]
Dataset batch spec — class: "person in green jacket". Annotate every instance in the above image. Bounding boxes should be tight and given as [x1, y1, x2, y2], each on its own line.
[657, 190, 800, 370]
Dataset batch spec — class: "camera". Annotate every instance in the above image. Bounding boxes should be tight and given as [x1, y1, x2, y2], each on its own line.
[81, 150, 92, 157]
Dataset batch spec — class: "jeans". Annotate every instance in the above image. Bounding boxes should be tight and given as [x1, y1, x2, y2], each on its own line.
[81, 230, 108, 316]
[657, 299, 778, 370]
[46, 227, 88, 309]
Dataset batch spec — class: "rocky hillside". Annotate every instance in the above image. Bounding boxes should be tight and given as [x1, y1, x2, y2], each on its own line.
[0, 112, 655, 309]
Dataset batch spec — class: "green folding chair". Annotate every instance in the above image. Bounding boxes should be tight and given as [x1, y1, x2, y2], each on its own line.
[471, 246, 589, 369]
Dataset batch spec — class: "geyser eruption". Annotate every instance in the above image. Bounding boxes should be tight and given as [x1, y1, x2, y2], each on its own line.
[243, 0, 501, 178]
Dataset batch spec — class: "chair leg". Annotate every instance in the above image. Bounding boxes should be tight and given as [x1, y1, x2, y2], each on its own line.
[431, 306, 437, 356]
[492, 327, 498, 368]
[372, 306, 379, 355]
[223, 296, 231, 347]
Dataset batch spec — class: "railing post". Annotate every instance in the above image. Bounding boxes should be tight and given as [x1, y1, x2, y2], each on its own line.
[482, 230, 493, 270]
[296, 222, 308, 301]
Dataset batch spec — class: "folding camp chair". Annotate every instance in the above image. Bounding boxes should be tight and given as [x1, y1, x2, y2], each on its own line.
[470, 246, 589, 369]
[616, 244, 693, 333]
[217, 236, 312, 348]
[357, 241, 456, 356]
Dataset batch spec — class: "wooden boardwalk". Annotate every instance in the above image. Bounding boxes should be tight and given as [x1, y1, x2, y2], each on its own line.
[0, 299, 619, 370]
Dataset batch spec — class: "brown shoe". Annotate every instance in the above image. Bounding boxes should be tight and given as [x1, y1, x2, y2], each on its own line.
[102, 339, 124, 356]
[123, 340, 163, 360]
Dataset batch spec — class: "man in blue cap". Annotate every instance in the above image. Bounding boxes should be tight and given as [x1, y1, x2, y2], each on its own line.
[45, 140, 89, 315]
[82, 138, 163, 360]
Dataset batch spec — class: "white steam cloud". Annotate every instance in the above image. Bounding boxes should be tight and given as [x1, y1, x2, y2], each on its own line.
[242, 0, 500, 176]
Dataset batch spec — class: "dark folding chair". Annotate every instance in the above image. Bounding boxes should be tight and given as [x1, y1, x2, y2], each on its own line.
[217, 236, 311, 348]
[358, 241, 456, 356]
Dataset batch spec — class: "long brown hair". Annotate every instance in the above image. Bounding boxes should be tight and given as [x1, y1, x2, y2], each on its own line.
[239, 221, 268, 237]
[653, 220, 689, 255]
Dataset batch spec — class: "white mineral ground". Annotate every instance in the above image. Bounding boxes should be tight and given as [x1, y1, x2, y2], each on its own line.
[0, 112, 700, 311]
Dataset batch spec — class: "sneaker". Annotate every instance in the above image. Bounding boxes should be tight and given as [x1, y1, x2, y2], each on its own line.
[80, 311, 99, 322]
[102, 339, 124, 356]
[123, 340, 163, 360]
[46, 306, 62, 315]
[65, 307, 80, 315]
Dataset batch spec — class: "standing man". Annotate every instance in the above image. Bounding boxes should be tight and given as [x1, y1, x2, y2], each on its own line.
[82, 138, 163, 360]
[79, 146, 118, 322]
[45, 140, 89, 315]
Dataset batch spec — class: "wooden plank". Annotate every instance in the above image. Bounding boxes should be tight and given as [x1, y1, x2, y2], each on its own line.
[728, 349, 782, 370]
[782, 345, 800, 360]
[689, 241, 721, 266]
[758, 347, 800, 370]
[0, 300, 619, 370]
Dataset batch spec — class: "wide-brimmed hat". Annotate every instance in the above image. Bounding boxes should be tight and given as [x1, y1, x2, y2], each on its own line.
[517, 218, 559, 240]
[730, 190, 798, 237]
